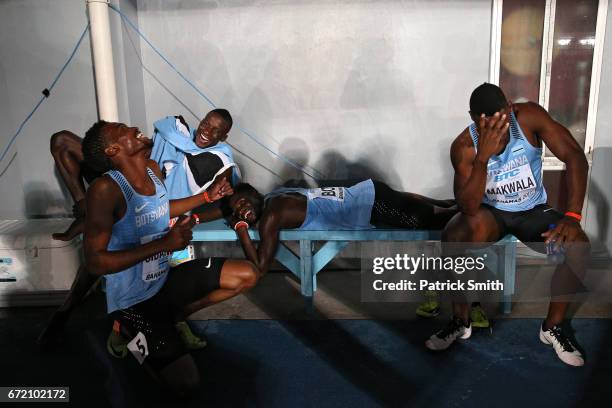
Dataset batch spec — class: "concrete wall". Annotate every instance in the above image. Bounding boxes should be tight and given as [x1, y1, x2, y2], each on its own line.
[585, 2, 612, 254]
[0, 0, 145, 219]
[136, 0, 492, 197]
[0, 1, 97, 219]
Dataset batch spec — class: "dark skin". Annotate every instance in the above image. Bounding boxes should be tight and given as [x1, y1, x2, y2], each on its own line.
[40, 116, 237, 349]
[447, 100, 589, 327]
[50, 111, 231, 241]
[228, 189, 457, 276]
[84, 123, 233, 277]
[229, 193, 306, 276]
[83, 122, 258, 396]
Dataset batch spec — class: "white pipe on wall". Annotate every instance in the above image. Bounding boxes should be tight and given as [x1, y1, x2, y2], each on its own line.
[86, 0, 118, 122]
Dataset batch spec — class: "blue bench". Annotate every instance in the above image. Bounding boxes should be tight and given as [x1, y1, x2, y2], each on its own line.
[192, 219, 517, 313]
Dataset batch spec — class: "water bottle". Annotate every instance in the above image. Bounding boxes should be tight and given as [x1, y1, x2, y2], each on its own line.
[546, 224, 565, 265]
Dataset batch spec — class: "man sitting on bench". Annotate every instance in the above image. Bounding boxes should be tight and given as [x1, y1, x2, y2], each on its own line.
[225, 179, 457, 275]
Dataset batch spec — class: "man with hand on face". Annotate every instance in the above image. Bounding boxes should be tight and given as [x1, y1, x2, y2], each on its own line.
[81, 120, 257, 396]
[425, 83, 590, 367]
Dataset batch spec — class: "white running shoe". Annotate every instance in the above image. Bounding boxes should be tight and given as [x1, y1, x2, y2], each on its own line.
[539, 323, 584, 367]
[425, 317, 472, 351]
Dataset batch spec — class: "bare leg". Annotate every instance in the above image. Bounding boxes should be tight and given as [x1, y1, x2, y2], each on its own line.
[37, 266, 99, 348]
[50, 131, 90, 241]
[442, 208, 503, 324]
[180, 259, 258, 319]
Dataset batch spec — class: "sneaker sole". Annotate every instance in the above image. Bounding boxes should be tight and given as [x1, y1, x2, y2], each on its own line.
[539, 330, 584, 367]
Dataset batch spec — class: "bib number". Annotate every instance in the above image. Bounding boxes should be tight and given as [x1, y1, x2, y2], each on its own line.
[127, 332, 149, 365]
[307, 187, 345, 202]
[485, 157, 537, 205]
[140, 232, 169, 282]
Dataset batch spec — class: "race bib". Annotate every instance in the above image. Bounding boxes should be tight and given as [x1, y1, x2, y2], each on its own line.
[140, 232, 169, 282]
[485, 155, 537, 205]
[127, 332, 149, 365]
[307, 187, 345, 202]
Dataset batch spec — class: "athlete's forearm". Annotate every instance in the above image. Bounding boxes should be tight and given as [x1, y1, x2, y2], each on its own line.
[193, 207, 224, 223]
[169, 193, 209, 218]
[85, 236, 171, 276]
[236, 228, 264, 275]
[564, 153, 589, 214]
[457, 159, 488, 215]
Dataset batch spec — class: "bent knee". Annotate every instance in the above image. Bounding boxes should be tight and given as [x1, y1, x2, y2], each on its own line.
[239, 261, 259, 289]
[50, 131, 73, 151]
[442, 208, 499, 242]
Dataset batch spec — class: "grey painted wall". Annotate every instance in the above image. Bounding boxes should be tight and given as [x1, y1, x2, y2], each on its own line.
[0, 0, 98, 219]
[136, 0, 492, 197]
[0, 0, 142, 219]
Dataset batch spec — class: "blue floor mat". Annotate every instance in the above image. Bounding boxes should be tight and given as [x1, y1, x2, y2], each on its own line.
[1, 317, 610, 407]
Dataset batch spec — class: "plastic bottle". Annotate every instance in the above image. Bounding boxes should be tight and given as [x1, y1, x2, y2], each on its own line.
[546, 224, 565, 265]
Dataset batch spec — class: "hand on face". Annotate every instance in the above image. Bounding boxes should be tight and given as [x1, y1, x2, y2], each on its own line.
[476, 110, 510, 161]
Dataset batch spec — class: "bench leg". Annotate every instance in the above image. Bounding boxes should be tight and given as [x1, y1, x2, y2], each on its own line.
[502, 239, 517, 314]
[299, 240, 315, 298]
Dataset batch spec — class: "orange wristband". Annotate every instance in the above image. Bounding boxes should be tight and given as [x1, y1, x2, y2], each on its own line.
[234, 220, 249, 231]
[192, 213, 200, 225]
[202, 191, 212, 203]
[564, 211, 582, 222]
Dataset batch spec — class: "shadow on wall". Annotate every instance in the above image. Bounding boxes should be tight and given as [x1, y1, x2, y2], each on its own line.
[313, 150, 402, 188]
[586, 147, 612, 253]
[24, 181, 70, 218]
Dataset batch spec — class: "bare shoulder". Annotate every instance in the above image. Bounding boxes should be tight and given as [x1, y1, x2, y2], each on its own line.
[451, 127, 474, 156]
[87, 176, 122, 209]
[513, 101, 550, 122]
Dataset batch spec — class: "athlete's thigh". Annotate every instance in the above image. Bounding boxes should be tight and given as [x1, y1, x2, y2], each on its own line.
[218, 259, 257, 290]
[162, 257, 225, 308]
[443, 206, 505, 244]
[510, 205, 563, 253]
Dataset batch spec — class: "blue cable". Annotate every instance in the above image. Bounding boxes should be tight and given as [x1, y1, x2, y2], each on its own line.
[0, 24, 90, 167]
[108, 3, 324, 180]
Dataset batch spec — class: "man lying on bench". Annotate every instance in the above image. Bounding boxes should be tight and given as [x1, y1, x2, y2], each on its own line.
[225, 179, 457, 275]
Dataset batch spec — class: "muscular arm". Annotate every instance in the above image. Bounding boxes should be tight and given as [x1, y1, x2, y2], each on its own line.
[236, 207, 283, 276]
[523, 103, 589, 213]
[451, 133, 488, 215]
[83, 177, 174, 276]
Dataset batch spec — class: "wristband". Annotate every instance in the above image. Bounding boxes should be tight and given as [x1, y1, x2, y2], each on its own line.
[564, 211, 582, 222]
[191, 213, 200, 225]
[234, 220, 249, 231]
[202, 191, 212, 203]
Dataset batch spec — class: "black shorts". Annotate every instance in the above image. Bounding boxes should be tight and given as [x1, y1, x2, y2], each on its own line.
[484, 204, 564, 253]
[111, 257, 226, 369]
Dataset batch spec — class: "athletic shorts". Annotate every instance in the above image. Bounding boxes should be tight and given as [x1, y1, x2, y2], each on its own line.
[484, 204, 564, 253]
[111, 257, 226, 369]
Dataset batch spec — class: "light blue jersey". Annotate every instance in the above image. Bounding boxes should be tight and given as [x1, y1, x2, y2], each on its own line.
[266, 179, 375, 230]
[104, 168, 170, 313]
[469, 111, 547, 212]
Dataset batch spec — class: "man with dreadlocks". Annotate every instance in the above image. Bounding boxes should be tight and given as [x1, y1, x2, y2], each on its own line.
[78, 120, 258, 396]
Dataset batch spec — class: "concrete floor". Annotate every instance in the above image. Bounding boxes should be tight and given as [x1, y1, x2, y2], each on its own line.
[191, 265, 612, 321]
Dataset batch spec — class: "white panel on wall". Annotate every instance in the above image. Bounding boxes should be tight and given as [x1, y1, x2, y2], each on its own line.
[136, 0, 492, 197]
[0, 0, 98, 219]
